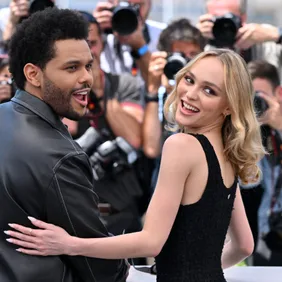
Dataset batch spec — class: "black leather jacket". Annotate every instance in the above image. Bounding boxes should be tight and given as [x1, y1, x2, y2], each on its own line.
[0, 90, 128, 282]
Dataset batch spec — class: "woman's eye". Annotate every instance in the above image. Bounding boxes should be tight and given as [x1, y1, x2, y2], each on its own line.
[184, 76, 193, 84]
[204, 87, 216, 95]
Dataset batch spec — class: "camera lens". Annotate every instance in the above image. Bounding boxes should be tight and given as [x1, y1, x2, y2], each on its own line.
[112, 3, 139, 35]
[212, 13, 242, 48]
[164, 53, 188, 80]
[254, 91, 269, 117]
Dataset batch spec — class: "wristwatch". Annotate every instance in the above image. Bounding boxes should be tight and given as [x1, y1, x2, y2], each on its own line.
[277, 27, 282, 44]
[131, 44, 149, 59]
[145, 93, 158, 103]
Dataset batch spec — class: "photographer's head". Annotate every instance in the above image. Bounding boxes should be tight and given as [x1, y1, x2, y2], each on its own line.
[164, 49, 263, 183]
[79, 12, 103, 63]
[206, 0, 247, 17]
[158, 18, 205, 59]
[154, 19, 205, 82]
[248, 61, 282, 125]
[199, 0, 247, 48]
[9, 8, 93, 121]
[0, 54, 13, 104]
[248, 60, 281, 98]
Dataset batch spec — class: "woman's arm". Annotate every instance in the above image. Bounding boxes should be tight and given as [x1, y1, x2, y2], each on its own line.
[221, 186, 254, 269]
[6, 133, 199, 258]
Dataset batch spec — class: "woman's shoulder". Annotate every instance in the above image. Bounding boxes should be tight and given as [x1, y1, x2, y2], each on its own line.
[162, 133, 205, 165]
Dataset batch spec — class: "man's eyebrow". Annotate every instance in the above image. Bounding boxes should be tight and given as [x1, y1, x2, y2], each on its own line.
[186, 70, 222, 92]
[63, 59, 94, 65]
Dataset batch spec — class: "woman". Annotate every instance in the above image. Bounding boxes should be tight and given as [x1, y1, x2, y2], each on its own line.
[5, 49, 265, 281]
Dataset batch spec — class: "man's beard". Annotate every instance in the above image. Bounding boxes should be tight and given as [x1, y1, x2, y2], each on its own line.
[42, 76, 83, 121]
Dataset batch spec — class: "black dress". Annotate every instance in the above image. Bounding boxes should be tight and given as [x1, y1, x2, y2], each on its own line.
[155, 134, 238, 282]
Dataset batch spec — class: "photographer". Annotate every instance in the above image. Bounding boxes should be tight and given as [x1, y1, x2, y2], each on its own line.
[142, 19, 205, 190]
[197, 0, 282, 78]
[93, 0, 166, 84]
[0, 51, 13, 104]
[247, 60, 282, 266]
[0, 0, 54, 41]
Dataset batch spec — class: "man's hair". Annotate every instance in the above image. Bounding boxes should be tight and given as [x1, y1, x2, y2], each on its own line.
[247, 60, 280, 90]
[205, 0, 247, 14]
[157, 18, 206, 52]
[79, 11, 102, 35]
[9, 8, 89, 90]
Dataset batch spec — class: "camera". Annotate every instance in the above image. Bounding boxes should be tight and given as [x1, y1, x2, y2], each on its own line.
[19, 0, 54, 23]
[76, 127, 138, 181]
[212, 13, 242, 48]
[104, 2, 140, 35]
[164, 52, 189, 80]
[254, 91, 269, 117]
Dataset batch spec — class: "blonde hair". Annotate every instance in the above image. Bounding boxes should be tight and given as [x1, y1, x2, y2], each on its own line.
[164, 49, 265, 184]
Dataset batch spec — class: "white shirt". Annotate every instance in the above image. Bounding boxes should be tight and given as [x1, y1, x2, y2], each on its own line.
[100, 19, 167, 75]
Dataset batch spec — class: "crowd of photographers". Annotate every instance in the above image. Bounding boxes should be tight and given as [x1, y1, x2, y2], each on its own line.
[0, 0, 282, 266]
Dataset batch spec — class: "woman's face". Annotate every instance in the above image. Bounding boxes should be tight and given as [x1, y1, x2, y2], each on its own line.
[175, 56, 229, 132]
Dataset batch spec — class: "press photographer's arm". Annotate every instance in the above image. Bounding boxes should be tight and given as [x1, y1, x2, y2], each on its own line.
[106, 97, 143, 149]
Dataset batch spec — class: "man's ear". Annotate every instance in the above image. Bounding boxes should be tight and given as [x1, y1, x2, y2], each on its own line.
[274, 86, 282, 103]
[23, 63, 42, 88]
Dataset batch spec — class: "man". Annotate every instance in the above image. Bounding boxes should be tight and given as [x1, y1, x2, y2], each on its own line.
[0, 8, 128, 282]
[93, 0, 166, 83]
[247, 60, 282, 266]
[197, 0, 282, 79]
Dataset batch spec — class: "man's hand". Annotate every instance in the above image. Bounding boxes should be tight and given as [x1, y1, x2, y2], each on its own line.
[93, 1, 114, 32]
[235, 24, 280, 50]
[9, 0, 29, 25]
[148, 51, 167, 93]
[196, 14, 215, 40]
[258, 92, 282, 130]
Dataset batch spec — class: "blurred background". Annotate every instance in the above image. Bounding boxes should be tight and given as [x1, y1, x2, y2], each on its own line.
[1, 0, 282, 26]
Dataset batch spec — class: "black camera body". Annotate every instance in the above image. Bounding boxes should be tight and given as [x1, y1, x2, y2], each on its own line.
[254, 91, 269, 117]
[19, 0, 54, 23]
[164, 52, 189, 81]
[212, 13, 242, 48]
[105, 2, 140, 35]
[76, 127, 138, 181]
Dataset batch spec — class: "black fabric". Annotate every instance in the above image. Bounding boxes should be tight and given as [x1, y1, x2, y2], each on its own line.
[155, 134, 237, 282]
[0, 90, 128, 282]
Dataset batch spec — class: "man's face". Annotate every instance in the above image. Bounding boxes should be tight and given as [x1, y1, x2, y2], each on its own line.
[40, 39, 93, 120]
[206, 0, 241, 17]
[88, 23, 103, 62]
[171, 41, 202, 60]
[252, 78, 275, 98]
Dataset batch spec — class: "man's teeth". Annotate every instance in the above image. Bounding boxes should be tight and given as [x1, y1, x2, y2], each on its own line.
[75, 91, 87, 95]
[183, 102, 199, 112]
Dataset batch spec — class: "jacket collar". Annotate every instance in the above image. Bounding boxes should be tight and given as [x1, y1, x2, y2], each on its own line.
[11, 89, 71, 137]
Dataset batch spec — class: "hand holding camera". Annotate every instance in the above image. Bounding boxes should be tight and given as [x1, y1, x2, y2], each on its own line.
[9, 0, 29, 25]
[255, 91, 282, 130]
[148, 51, 167, 93]
[235, 23, 280, 50]
[93, 1, 141, 36]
